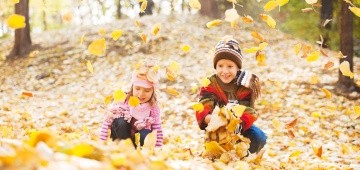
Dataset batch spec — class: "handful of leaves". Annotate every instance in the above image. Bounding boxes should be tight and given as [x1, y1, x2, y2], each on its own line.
[203, 104, 250, 160]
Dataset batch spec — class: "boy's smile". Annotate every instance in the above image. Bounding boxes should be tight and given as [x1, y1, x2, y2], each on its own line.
[215, 59, 239, 84]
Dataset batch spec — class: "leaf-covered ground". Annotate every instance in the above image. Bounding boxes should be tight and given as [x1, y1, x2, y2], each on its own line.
[1, 14, 360, 169]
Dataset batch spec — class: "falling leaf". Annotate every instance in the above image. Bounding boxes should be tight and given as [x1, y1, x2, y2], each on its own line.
[199, 77, 211, 87]
[306, 50, 320, 62]
[339, 61, 354, 79]
[104, 95, 113, 105]
[139, 33, 147, 43]
[323, 19, 332, 27]
[251, 31, 265, 42]
[321, 88, 332, 99]
[225, 9, 239, 23]
[80, 33, 85, 45]
[140, 0, 147, 13]
[301, 8, 314, 13]
[264, 1, 278, 12]
[206, 19, 223, 28]
[113, 90, 126, 103]
[349, 6, 360, 17]
[166, 87, 180, 96]
[312, 145, 322, 158]
[88, 38, 106, 56]
[27, 130, 57, 148]
[256, 51, 266, 66]
[259, 14, 276, 28]
[192, 103, 204, 112]
[305, 0, 318, 4]
[285, 118, 297, 129]
[86, 60, 94, 74]
[244, 47, 260, 53]
[129, 96, 140, 107]
[337, 51, 347, 59]
[277, 0, 289, 6]
[189, 0, 201, 9]
[182, 45, 191, 52]
[151, 23, 161, 35]
[293, 43, 302, 55]
[135, 20, 142, 27]
[232, 105, 246, 117]
[11, 0, 20, 4]
[111, 30, 123, 41]
[242, 15, 254, 23]
[62, 12, 73, 22]
[22, 91, 33, 97]
[289, 150, 302, 157]
[6, 14, 26, 29]
[258, 42, 268, 50]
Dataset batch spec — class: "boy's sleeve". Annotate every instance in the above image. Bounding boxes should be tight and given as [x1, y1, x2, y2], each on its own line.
[196, 88, 217, 130]
[240, 107, 259, 130]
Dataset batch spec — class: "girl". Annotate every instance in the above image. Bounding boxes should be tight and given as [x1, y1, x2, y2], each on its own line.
[195, 38, 266, 153]
[100, 64, 163, 147]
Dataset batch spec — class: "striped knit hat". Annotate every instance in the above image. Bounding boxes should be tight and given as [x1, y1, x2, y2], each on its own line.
[213, 39, 243, 69]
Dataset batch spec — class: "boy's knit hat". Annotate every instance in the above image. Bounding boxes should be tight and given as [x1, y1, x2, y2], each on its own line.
[213, 39, 243, 69]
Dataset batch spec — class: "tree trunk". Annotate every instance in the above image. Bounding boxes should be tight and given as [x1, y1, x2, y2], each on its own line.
[199, 0, 220, 18]
[139, 0, 154, 17]
[337, 0, 360, 96]
[320, 0, 333, 48]
[7, 0, 32, 59]
[42, 0, 47, 30]
[116, 0, 122, 19]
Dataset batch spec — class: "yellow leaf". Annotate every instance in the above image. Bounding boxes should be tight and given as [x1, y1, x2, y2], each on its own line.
[111, 30, 123, 41]
[264, 1, 278, 12]
[168, 61, 180, 72]
[71, 143, 94, 157]
[139, 33, 147, 43]
[80, 33, 85, 45]
[129, 96, 140, 107]
[293, 43, 302, 55]
[349, 7, 360, 17]
[258, 42, 268, 50]
[189, 0, 201, 9]
[232, 105, 246, 117]
[140, 0, 147, 13]
[113, 90, 126, 103]
[352, 106, 360, 119]
[266, 15, 276, 29]
[104, 95, 113, 105]
[206, 19, 223, 28]
[166, 87, 180, 96]
[306, 50, 320, 62]
[204, 141, 226, 157]
[151, 23, 161, 35]
[82, 125, 89, 133]
[305, 0, 318, 4]
[6, 14, 26, 29]
[227, 118, 241, 132]
[11, 0, 20, 4]
[321, 88, 332, 99]
[98, 28, 106, 36]
[341, 143, 350, 154]
[86, 60, 94, 74]
[182, 45, 191, 52]
[134, 133, 140, 147]
[200, 77, 211, 87]
[135, 20, 142, 27]
[192, 103, 204, 112]
[311, 111, 322, 118]
[88, 38, 106, 56]
[289, 150, 302, 157]
[27, 130, 57, 148]
[110, 154, 128, 167]
[143, 131, 157, 149]
[310, 75, 319, 84]
[339, 61, 354, 78]
[272, 118, 282, 130]
[276, 0, 289, 6]
[251, 31, 265, 42]
[244, 47, 260, 53]
[242, 15, 254, 23]
[256, 51, 267, 66]
[225, 8, 239, 22]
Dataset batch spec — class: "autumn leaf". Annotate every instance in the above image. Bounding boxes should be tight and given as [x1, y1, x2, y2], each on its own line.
[111, 30, 123, 41]
[339, 61, 354, 79]
[321, 88, 332, 99]
[311, 111, 322, 118]
[251, 31, 265, 42]
[6, 14, 26, 29]
[323, 61, 334, 69]
[277, 0, 289, 6]
[151, 23, 161, 35]
[301, 8, 314, 13]
[22, 91, 33, 97]
[138, 33, 147, 43]
[98, 28, 106, 36]
[166, 87, 180, 96]
[143, 131, 157, 149]
[312, 145, 322, 158]
[71, 143, 95, 157]
[272, 118, 282, 130]
[88, 38, 106, 56]
[86, 60, 94, 74]
[264, 1, 278, 12]
[11, 0, 20, 4]
[181, 45, 191, 52]
[289, 150, 302, 157]
[259, 14, 276, 28]
[349, 7, 360, 17]
[287, 130, 295, 139]
[206, 19, 223, 28]
[113, 90, 126, 103]
[129, 96, 140, 107]
[199, 77, 211, 87]
[352, 106, 360, 119]
[305, 0, 318, 4]
[204, 141, 226, 157]
[256, 51, 266, 66]
[231, 105, 246, 117]
[140, 0, 147, 13]
[293, 43, 302, 55]
[192, 103, 204, 112]
[285, 118, 297, 129]
[189, 0, 201, 9]
[306, 50, 320, 62]
[80, 33, 85, 45]
[134, 133, 140, 148]
[242, 15, 254, 23]
[225, 8, 239, 23]
[27, 130, 57, 148]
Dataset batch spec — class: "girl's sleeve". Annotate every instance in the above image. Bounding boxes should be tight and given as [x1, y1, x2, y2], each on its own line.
[151, 106, 163, 147]
[196, 87, 217, 130]
[99, 115, 112, 141]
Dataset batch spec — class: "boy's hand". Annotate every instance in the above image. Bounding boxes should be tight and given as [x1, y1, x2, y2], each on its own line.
[204, 114, 211, 124]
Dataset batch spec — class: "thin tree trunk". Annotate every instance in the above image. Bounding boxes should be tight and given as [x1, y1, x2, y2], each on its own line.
[42, 0, 47, 30]
[320, 0, 333, 48]
[199, 0, 220, 18]
[337, 0, 360, 95]
[7, 0, 32, 59]
[116, 0, 122, 19]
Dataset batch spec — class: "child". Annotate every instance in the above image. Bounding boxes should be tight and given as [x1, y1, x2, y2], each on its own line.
[100, 62, 163, 147]
[195, 38, 266, 153]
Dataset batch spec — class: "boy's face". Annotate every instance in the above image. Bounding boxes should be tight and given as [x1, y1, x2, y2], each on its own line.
[133, 86, 154, 104]
[215, 59, 239, 84]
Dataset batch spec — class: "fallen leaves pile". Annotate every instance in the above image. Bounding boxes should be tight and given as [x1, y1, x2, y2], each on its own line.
[1, 13, 360, 169]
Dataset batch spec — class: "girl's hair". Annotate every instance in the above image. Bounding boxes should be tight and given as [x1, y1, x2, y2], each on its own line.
[126, 85, 158, 106]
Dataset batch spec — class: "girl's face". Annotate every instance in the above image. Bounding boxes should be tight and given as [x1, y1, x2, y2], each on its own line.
[215, 59, 239, 84]
[133, 85, 154, 104]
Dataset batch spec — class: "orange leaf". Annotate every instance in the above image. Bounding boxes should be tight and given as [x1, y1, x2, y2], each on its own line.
[321, 88, 332, 99]
[166, 87, 180, 96]
[151, 23, 161, 35]
[312, 145, 322, 158]
[287, 130, 295, 139]
[323, 61, 334, 69]
[285, 118, 297, 129]
[242, 15, 254, 23]
[22, 91, 33, 97]
[251, 31, 265, 42]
